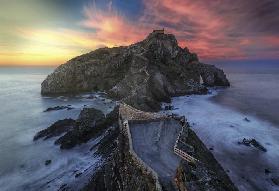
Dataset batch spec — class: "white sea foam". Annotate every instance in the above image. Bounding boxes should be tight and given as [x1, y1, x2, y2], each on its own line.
[164, 92, 279, 191]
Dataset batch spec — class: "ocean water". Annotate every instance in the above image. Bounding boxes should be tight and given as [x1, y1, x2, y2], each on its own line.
[1, 63, 278, 191]
[167, 62, 279, 191]
[0, 67, 115, 191]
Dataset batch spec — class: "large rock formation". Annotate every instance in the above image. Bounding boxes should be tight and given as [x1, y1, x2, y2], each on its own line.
[34, 107, 118, 149]
[41, 31, 229, 111]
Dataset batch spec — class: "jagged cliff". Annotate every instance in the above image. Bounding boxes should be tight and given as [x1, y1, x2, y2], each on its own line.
[41, 31, 229, 111]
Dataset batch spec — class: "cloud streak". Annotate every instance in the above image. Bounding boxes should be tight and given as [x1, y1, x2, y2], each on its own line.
[1, 0, 278, 65]
[79, 0, 279, 60]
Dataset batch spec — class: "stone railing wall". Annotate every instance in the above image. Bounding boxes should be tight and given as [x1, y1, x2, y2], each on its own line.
[119, 103, 166, 121]
[174, 123, 198, 163]
[118, 102, 198, 189]
[118, 116, 162, 191]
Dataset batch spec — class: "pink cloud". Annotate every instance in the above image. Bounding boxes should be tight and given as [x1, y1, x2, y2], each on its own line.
[80, 2, 149, 47]
[78, 0, 279, 60]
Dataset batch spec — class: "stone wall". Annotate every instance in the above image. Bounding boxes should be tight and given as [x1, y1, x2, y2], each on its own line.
[119, 103, 166, 121]
[118, 116, 162, 191]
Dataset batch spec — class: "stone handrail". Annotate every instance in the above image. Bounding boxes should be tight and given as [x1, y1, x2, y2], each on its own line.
[174, 147, 197, 163]
[174, 124, 198, 163]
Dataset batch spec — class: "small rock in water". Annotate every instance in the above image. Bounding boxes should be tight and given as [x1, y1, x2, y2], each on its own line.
[19, 164, 25, 168]
[238, 138, 267, 152]
[44, 105, 73, 112]
[265, 168, 271, 174]
[229, 125, 235, 128]
[164, 105, 174, 110]
[209, 147, 214, 151]
[244, 117, 250, 122]
[75, 172, 82, 178]
[45, 160, 52, 166]
[86, 95, 97, 99]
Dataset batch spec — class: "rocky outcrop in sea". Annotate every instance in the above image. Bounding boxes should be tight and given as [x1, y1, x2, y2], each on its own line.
[41, 31, 229, 111]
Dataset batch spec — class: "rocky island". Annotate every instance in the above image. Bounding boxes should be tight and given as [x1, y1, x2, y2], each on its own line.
[38, 30, 237, 191]
[42, 30, 229, 111]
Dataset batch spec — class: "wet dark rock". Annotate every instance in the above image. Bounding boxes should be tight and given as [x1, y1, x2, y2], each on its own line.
[75, 172, 82, 178]
[34, 106, 119, 149]
[86, 95, 97, 99]
[209, 147, 214, 151]
[41, 31, 229, 112]
[45, 160, 51, 166]
[34, 119, 75, 141]
[55, 106, 119, 149]
[271, 177, 279, 186]
[175, 125, 238, 191]
[164, 105, 174, 110]
[44, 105, 74, 112]
[244, 117, 250, 122]
[55, 108, 105, 149]
[238, 138, 267, 152]
[264, 168, 271, 174]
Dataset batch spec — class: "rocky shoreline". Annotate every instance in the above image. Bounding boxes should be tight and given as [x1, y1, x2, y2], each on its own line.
[37, 31, 236, 190]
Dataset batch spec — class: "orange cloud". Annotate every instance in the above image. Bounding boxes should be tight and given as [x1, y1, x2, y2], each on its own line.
[80, 2, 149, 46]
[77, 0, 252, 60]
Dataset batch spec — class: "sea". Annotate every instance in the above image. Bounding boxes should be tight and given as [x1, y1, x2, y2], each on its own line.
[0, 66, 115, 191]
[0, 62, 278, 191]
[169, 60, 279, 191]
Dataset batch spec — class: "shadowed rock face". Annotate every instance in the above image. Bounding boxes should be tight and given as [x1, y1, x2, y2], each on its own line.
[41, 31, 229, 111]
[34, 107, 119, 149]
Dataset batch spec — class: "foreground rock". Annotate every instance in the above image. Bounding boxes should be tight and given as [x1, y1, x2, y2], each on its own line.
[34, 119, 75, 140]
[55, 108, 105, 149]
[34, 107, 118, 149]
[41, 31, 229, 111]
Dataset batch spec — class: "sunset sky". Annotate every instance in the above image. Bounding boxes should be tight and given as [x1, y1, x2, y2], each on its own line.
[0, 0, 279, 66]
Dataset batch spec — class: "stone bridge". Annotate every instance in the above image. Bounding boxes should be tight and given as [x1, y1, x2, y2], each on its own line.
[118, 103, 197, 190]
